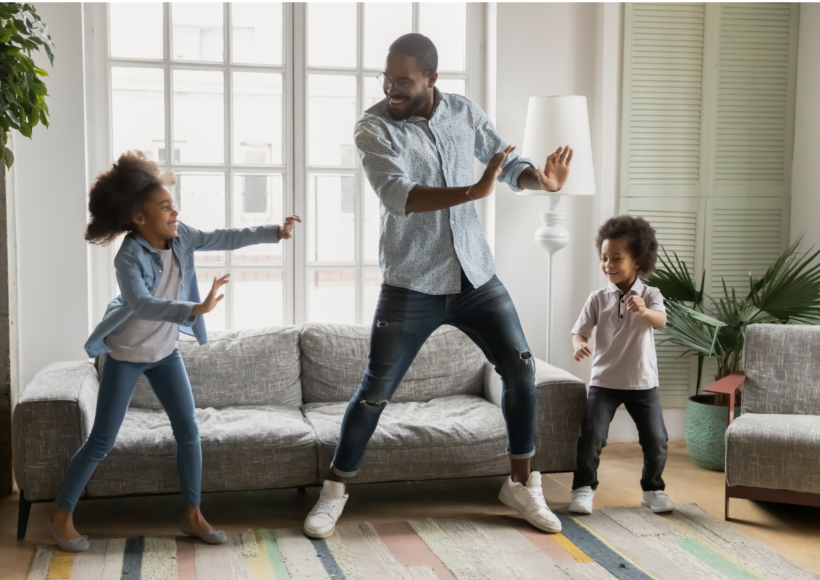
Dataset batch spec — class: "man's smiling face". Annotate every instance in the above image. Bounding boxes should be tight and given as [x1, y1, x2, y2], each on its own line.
[382, 51, 437, 121]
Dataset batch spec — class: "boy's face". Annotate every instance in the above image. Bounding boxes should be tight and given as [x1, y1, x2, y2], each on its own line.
[133, 186, 179, 242]
[600, 237, 640, 287]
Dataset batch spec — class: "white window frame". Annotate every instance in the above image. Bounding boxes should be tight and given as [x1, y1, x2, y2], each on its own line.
[85, 3, 486, 330]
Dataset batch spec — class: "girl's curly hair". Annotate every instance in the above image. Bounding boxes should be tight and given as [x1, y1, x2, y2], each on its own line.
[85, 151, 176, 245]
[595, 215, 658, 276]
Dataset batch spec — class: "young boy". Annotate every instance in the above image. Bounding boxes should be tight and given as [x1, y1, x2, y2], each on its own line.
[568, 215, 674, 515]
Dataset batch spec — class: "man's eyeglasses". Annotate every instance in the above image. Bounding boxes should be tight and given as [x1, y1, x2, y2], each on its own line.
[377, 71, 431, 93]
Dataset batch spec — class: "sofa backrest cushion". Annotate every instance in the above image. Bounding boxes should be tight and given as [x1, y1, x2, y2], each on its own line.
[300, 323, 486, 404]
[743, 324, 820, 415]
[128, 326, 302, 409]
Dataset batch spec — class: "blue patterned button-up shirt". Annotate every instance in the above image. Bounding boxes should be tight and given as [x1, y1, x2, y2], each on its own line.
[355, 88, 537, 295]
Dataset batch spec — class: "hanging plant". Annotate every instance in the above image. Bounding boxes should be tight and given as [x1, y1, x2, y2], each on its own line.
[0, 2, 55, 169]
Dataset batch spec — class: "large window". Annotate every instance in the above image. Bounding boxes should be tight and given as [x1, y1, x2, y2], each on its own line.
[90, 2, 475, 329]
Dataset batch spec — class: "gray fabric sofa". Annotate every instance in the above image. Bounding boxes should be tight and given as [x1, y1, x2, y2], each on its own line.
[724, 324, 820, 517]
[13, 323, 586, 539]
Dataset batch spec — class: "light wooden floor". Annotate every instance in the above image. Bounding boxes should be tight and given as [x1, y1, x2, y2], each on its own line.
[2, 441, 819, 579]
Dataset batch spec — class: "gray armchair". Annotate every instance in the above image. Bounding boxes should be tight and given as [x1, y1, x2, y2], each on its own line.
[720, 324, 820, 518]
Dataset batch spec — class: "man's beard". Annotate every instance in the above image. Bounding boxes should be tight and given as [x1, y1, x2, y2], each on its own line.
[387, 91, 430, 120]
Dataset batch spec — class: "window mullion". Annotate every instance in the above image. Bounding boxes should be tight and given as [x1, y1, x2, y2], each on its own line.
[355, 3, 364, 324]
[224, 1, 234, 330]
[293, 3, 307, 325]
[164, 3, 173, 181]
[282, 3, 294, 325]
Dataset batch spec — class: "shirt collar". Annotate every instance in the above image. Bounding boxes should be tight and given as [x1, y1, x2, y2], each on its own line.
[404, 87, 445, 123]
[128, 232, 175, 255]
[605, 278, 645, 295]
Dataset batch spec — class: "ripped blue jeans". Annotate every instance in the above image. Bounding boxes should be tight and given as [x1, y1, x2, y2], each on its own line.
[331, 270, 536, 477]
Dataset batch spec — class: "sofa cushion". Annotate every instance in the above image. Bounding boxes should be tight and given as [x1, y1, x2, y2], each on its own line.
[303, 395, 509, 483]
[726, 413, 820, 494]
[743, 324, 820, 416]
[128, 326, 302, 410]
[86, 405, 317, 496]
[300, 323, 485, 404]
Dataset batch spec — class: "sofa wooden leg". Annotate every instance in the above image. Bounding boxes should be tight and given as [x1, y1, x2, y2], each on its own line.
[724, 484, 730, 521]
[18, 490, 32, 541]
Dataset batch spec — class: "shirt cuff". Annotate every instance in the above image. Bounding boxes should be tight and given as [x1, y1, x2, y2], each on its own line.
[505, 157, 538, 193]
[380, 177, 417, 218]
[168, 301, 197, 325]
[261, 224, 281, 243]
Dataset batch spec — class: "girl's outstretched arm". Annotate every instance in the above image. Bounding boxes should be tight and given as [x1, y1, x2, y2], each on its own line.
[181, 215, 301, 252]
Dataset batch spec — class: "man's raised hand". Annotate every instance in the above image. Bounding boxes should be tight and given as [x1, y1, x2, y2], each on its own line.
[469, 145, 516, 200]
[537, 145, 573, 192]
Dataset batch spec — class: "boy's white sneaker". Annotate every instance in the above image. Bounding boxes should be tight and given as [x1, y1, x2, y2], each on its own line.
[568, 486, 595, 514]
[304, 480, 349, 538]
[499, 472, 562, 533]
[641, 490, 675, 513]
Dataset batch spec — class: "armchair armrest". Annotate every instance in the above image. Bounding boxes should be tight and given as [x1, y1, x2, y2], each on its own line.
[12, 362, 99, 501]
[702, 373, 745, 425]
[484, 357, 587, 472]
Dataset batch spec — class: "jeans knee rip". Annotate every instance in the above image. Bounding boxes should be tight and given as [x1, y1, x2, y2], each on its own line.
[360, 399, 387, 411]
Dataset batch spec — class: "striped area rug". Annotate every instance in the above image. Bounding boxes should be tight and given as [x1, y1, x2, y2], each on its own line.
[27, 504, 819, 580]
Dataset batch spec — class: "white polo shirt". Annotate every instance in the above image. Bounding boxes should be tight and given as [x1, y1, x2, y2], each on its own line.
[571, 278, 665, 390]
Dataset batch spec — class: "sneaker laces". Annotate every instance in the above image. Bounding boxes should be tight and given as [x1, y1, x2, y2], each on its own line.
[574, 488, 593, 499]
[526, 485, 549, 511]
[316, 496, 345, 516]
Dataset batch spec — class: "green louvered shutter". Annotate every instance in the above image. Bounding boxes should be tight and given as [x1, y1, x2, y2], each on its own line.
[620, 3, 799, 405]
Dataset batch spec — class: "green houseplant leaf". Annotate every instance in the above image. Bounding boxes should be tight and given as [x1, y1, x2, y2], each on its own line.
[0, 2, 55, 166]
[646, 241, 820, 390]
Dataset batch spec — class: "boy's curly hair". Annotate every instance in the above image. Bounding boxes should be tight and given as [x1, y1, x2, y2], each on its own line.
[85, 151, 176, 246]
[595, 215, 658, 276]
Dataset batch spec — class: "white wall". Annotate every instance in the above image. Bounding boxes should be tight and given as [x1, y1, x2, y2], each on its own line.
[495, 3, 598, 375]
[791, 3, 820, 249]
[14, 3, 89, 389]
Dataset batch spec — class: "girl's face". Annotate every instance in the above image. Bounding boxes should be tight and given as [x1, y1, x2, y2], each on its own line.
[600, 237, 640, 287]
[133, 187, 179, 242]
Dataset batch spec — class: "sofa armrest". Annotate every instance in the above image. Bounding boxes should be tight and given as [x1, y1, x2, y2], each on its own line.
[702, 373, 745, 425]
[483, 357, 587, 472]
[12, 362, 99, 501]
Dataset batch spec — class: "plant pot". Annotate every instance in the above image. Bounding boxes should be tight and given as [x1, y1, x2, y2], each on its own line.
[684, 394, 741, 472]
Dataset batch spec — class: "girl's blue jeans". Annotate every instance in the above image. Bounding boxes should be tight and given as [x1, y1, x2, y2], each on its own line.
[55, 349, 201, 512]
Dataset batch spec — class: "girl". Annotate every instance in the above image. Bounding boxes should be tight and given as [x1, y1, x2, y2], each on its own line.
[50, 151, 301, 552]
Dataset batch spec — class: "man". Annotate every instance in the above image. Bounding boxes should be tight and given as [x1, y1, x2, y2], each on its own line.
[304, 33, 573, 538]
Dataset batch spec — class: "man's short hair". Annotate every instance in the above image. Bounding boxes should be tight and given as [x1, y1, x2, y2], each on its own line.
[389, 33, 438, 73]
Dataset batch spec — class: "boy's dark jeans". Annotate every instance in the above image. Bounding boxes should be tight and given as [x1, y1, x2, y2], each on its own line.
[572, 386, 668, 492]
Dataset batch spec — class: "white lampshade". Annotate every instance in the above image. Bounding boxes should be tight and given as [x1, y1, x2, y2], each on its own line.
[519, 95, 596, 196]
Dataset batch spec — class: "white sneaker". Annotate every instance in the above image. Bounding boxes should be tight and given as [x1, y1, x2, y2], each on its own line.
[499, 472, 562, 533]
[641, 490, 675, 513]
[304, 480, 349, 538]
[569, 486, 595, 514]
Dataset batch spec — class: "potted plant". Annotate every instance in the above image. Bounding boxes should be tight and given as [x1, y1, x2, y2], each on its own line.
[1, 2, 55, 169]
[645, 238, 820, 471]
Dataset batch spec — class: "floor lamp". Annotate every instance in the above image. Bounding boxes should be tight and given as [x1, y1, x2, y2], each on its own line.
[518, 96, 596, 363]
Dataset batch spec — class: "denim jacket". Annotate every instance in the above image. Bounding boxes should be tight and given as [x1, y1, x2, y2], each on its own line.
[84, 221, 280, 358]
